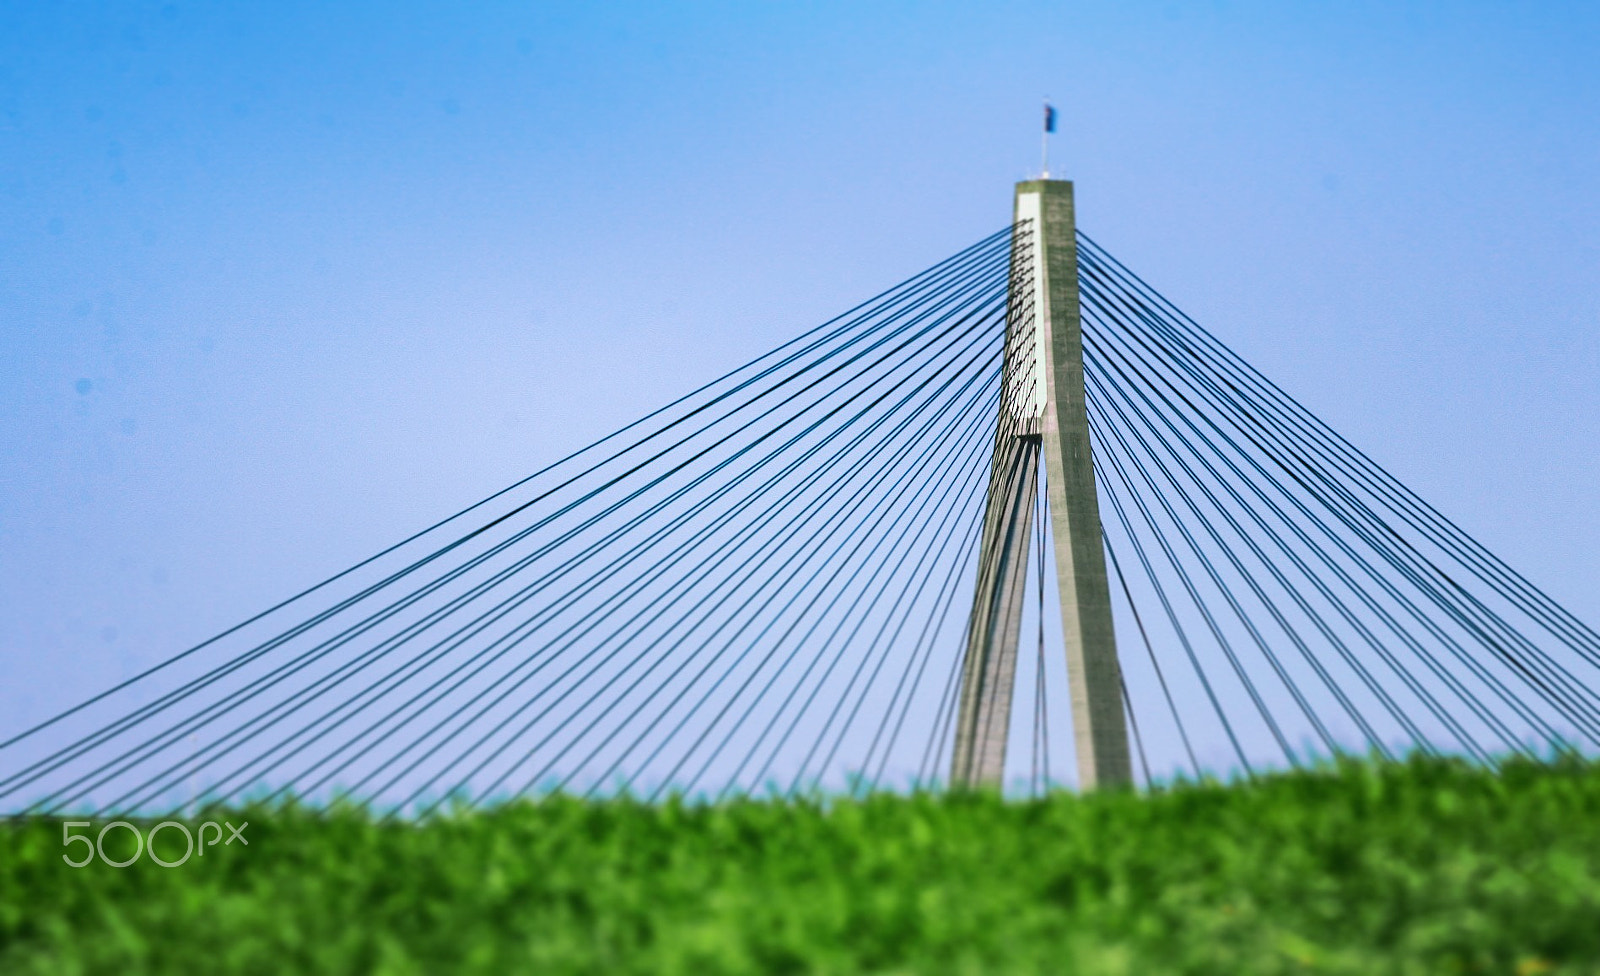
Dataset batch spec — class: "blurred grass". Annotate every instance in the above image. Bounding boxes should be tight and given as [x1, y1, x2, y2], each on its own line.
[3, 754, 1599, 974]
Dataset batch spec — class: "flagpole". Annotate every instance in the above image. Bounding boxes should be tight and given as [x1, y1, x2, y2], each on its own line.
[1042, 125, 1049, 178]
[1041, 98, 1053, 178]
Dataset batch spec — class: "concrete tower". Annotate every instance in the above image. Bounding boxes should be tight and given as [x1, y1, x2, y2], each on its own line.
[950, 180, 1133, 790]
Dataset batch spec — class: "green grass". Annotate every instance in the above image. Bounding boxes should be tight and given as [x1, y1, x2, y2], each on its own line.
[3, 755, 1599, 974]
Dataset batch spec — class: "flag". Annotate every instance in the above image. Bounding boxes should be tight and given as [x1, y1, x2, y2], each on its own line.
[1044, 103, 1056, 133]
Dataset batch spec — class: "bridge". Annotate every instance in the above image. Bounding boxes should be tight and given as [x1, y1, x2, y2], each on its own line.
[4, 178, 1597, 816]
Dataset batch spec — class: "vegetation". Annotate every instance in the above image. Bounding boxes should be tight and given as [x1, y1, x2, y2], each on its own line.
[3, 755, 1599, 974]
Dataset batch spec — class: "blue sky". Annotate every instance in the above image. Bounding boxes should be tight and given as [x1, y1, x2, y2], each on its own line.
[3, 1, 1597, 744]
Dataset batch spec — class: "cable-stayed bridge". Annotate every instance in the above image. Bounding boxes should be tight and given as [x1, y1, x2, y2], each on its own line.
[4, 179, 1597, 816]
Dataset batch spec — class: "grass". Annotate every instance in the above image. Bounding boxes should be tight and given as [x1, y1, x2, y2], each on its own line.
[3, 754, 1599, 974]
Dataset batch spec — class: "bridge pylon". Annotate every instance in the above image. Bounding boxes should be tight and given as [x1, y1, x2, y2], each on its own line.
[950, 180, 1133, 790]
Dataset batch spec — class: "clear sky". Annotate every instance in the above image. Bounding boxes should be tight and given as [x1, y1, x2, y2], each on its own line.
[3, 1, 1597, 743]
